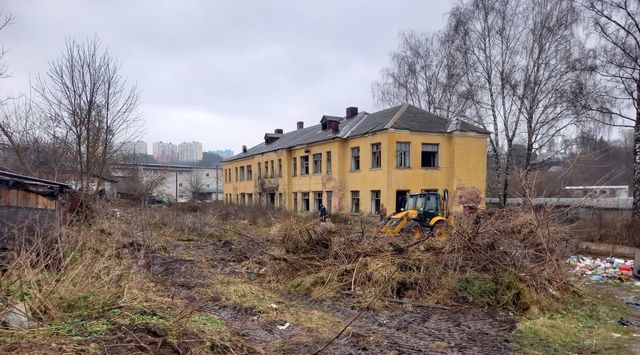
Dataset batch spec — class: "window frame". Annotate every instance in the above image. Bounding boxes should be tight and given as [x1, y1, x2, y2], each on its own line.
[326, 151, 332, 174]
[421, 143, 439, 168]
[292, 157, 297, 176]
[312, 153, 322, 174]
[371, 190, 381, 215]
[371, 143, 382, 169]
[301, 155, 310, 175]
[396, 142, 411, 168]
[351, 190, 360, 213]
[351, 147, 360, 172]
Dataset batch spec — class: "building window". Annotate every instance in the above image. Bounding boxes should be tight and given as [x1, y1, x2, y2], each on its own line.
[421, 144, 439, 168]
[371, 190, 381, 215]
[301, 155, 309, 175]
[301, 192, 310, 211]
[326, 191, 332, 213]
[313, 191, 323, 211]
[371, 143, 381, 168]
[312, 153, 322, 174]
[258, 163, 261, 178]
[351, 147, 360, 171]
[278, 193, 283, 208]
[326, 151, 332, 173]
[206, 184, 210, 188]
[247, 193, 253, 206]
[292, 157, 297, 176]
[240, 193, 246, 205]
[396, 142, 410, 168]
[351, 191, 360, 213]
[270, 160, 274, 178]
[206, 173, 210, 177]
[265, 161, 269, 177]
[239, 166, 245, 181]
[278, 159, 282, 177]
[234, 167, 238, 181]
[179, 183, 183, 187]
[293, 192, 298, 211]
[247, 165, 253, 180]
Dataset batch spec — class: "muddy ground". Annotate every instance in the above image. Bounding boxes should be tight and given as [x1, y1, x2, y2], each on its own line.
[145, 224, 517, 354]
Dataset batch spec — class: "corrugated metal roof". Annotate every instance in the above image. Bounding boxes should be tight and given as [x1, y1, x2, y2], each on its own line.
[226, 104, 489, 162]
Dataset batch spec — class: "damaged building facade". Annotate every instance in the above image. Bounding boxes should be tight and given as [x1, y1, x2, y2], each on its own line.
[223, 104, 489, 214]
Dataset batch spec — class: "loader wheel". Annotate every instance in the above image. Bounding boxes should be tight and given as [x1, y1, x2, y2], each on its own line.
[432, 221, 447, 240]
[402, 221, 423, 240]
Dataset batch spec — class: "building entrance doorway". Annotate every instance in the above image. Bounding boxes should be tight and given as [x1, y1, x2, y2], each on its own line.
[395, 190, 410, 213]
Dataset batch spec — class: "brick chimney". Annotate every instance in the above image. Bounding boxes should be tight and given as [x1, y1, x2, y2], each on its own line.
[242, 145, 247, 153]
[297, 121, 304, 130]
[346, 107, 358, 119]
[274, 128, 284, 134]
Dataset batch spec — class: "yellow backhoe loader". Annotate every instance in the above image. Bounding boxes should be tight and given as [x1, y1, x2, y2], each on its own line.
[378, 189, 449, 239]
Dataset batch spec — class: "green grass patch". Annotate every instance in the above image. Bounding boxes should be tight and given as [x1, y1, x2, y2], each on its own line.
[517, 293, 638, 354]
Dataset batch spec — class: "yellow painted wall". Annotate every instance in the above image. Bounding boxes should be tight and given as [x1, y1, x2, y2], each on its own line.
[223, 130, 487, 215]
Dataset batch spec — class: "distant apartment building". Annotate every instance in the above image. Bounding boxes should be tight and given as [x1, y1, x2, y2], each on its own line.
[178, 141, 203, 162]
[215, 149, 234, 158]
[153, 142, 178, 163]
[123, 141, 148, 155]
[113, 163, 223, 202]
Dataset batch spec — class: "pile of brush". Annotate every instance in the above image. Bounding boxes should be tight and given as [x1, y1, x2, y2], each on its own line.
[268, 205, 574, 313]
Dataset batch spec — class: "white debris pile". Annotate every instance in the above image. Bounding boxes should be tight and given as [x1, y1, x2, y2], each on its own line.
[567, 255, 637, 284]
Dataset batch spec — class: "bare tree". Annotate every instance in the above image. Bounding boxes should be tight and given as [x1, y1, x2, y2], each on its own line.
[513, 0, 583, 190]
[372, 31, 473, 120]
[449, 0, 525, 207]
[34, 37, 142, 191]
[117, 166, 167, 207]
[578, 0, 640, 217]
[185, 171, 205, 201]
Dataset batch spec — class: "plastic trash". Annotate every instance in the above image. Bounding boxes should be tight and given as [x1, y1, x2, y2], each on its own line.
[277, 322, 290, 330]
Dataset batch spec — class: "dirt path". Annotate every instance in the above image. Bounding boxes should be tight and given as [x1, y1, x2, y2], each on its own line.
[146, 234, 517, 354]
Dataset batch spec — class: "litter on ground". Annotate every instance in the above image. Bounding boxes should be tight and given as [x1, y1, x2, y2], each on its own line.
[567, 255, 638, 284]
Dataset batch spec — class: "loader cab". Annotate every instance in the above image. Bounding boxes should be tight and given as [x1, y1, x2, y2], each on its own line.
[405, 192, 441, 223]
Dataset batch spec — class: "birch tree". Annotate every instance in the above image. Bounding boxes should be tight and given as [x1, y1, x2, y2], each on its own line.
[578, 0, 640, 217]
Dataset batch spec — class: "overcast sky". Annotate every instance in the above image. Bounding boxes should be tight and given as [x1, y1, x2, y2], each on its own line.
[2, 0, 452, 154]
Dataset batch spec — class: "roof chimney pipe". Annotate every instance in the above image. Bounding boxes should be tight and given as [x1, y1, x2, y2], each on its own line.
[242, 145, 247, 153]
[274, 128, 284, 134]
[297, 121, 304, 130]
[346, 107, 358, 119]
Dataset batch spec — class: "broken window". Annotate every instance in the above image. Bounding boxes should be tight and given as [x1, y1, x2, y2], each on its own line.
[351, 147, 360, 171]
[247, 165, 252, 180]
[247, 193, 253, 206]
[239, 166, 245, 181]
[301, 155, 309, 175]
[371, 143, 381, 168]
[293, 192, 298, 211]
[292, 157, 297, 176]
[421, 144, 439, 168]
[396, 142, 410, 168]
[326, 151, 332, 174]
[278, 159, 282, 177]
[351, 191, 360, 213]
[313, 191, 323, 211]
[301, 192, 310, 211]
[270, 160, 274, 178]
[371, 190, 381, 214]
[313, 153, 322, 174]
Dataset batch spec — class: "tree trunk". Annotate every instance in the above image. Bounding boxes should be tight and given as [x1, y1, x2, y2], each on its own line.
[633, 80, 640, 219]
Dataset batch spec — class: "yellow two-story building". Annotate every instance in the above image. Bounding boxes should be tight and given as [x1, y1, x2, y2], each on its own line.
[223, 104, 489, 215]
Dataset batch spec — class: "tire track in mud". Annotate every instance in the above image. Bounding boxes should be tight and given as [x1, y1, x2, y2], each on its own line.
[147, 239, 516, 354]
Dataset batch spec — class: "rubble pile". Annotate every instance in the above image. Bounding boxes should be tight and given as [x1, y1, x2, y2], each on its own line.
[567, 255, 640, 285]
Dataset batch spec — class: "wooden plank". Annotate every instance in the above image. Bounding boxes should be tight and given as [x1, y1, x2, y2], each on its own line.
[9, 189, 17, 207]
[577, 241, 640, 259]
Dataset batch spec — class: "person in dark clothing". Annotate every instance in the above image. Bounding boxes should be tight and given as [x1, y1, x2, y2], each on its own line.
[319, 203, 328, 222]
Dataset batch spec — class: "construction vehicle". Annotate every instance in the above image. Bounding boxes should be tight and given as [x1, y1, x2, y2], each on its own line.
[378, 189, 449, 239]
